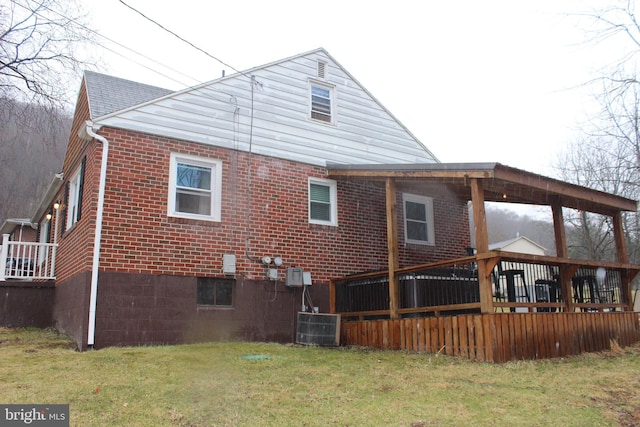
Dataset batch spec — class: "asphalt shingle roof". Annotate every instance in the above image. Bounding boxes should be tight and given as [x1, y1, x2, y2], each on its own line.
[84, 71, 173, 119]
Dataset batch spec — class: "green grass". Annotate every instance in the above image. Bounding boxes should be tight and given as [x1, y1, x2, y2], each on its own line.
[1, 327, 640, 426]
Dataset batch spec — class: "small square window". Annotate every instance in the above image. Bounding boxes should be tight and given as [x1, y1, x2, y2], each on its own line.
[309, 178, 337, 226]
[403, 193, 435, 245]
[309, 82, 334, 124]
[197, 278, 234, 306]
[168, 153, 222, 221]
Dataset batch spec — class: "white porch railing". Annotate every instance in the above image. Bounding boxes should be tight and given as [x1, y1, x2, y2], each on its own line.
[0, 234, 57, 281]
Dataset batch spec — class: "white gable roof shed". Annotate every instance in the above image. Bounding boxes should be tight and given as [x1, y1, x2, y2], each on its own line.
[90, 48, 438, 166]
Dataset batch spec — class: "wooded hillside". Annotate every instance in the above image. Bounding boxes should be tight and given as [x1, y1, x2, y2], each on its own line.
[0, 100, 69, 223]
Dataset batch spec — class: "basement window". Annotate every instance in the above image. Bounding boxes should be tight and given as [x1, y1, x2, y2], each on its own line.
[403, 193, 435, 245]
[168, 153, 222, 221]
[197, 278, 234, 307]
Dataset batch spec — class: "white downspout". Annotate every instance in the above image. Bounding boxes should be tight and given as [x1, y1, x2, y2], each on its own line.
[82, 121, 109, 348]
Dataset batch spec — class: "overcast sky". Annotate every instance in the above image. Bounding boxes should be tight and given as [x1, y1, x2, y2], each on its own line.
[84, 0, 631, 177]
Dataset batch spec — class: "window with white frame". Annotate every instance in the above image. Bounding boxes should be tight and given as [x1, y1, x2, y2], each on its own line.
[308, 177, 337, 226]
[168, 153, 222, 221]
[403, 193, 435, 245]
[309, 82, 334, 123]
[65, 160, 84, 230]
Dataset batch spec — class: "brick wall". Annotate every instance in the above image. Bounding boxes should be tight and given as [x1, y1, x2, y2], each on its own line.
[8, 226, 37, 242]
[53, 80, 98, 284]
[53, 126, 470, 285]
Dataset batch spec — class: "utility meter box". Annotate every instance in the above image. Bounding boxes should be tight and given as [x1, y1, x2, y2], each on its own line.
[286, 267, 303, 287]
[222, 254, 236, 275]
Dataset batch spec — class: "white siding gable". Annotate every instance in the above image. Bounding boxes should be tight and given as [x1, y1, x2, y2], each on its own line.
[489, 236, 546, 255]
[95, 48, 437, 166]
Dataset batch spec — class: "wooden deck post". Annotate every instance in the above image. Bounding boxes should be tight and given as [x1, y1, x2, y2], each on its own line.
[612, 212, 633, 310]
[551, 198, 573, 312]
[469, 178, 493, 313]
[386, 178, 400, 319]
[551, 198, 568, 259]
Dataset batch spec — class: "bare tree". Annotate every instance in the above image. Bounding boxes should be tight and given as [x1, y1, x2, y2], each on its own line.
[0, 0, 94, 112]
[555, 139, 618, 261]
[553, 2, 640, 264]
[0, 0, 93, 222]
[576, 1, 640, 102]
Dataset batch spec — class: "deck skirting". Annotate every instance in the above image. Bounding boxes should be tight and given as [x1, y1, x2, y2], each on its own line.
[340, 312, 640, 362]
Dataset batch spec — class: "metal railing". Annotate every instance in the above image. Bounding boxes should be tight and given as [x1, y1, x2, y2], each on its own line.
[0, 234, 57, 281]
[332, 257, 481, 319]
[331, 252, 640, 318]
[491, 253, 631, 313]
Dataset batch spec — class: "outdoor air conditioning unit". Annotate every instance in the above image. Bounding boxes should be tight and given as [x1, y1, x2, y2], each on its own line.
[296, 312, 341, 346]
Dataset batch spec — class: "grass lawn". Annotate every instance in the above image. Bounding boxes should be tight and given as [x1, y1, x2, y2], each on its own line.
[1, 328, 640, 426]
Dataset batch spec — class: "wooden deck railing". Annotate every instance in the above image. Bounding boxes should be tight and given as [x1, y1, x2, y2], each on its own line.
[330, 251, 640, 318]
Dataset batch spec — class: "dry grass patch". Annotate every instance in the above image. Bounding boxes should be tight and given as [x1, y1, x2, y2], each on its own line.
[1, 328, 640, 426]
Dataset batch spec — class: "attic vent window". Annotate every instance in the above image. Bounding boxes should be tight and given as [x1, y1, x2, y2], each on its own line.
[309, 82, 334, 124]
[317, 61, 326, 79]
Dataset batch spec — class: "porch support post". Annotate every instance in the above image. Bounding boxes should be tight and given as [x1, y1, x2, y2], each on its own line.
[385, 178, 400, 319]
[612, 211, 633, 310]
[551, 198, 573, 312]
[551, 198, 567, 259]
[612, 211, 629, 263]
[469, 178, 493, 313]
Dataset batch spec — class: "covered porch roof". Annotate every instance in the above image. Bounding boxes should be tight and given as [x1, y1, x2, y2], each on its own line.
[328, 162, 639, 316]
[327, 162, 637, 216]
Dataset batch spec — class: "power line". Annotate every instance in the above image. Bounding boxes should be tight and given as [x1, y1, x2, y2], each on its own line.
[93, 40, 195, 88]
[117, 0, 250, 80]
[23, 0, 201, 88]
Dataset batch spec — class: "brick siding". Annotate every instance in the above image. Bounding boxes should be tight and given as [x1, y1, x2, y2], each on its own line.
[54, 126, 470, 284]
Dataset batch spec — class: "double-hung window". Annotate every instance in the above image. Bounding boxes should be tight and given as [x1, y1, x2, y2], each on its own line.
[309, 177, 337, 226]
[309, 82, 334, 123]
[197, 278, 233, 307]
[168, 153, 222, 221]
[403, 193, 435, 245]
[65, 157, 85, 230]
